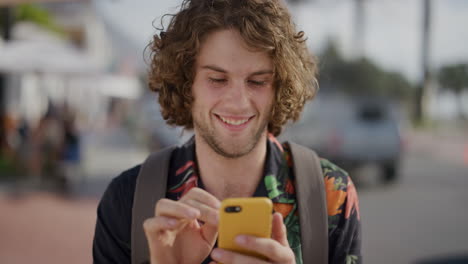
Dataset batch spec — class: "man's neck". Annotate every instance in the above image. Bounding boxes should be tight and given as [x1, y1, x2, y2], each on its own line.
[194, 134, 268, 201]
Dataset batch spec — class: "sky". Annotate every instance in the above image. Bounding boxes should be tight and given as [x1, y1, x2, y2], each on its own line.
[95, 0, 468, 84]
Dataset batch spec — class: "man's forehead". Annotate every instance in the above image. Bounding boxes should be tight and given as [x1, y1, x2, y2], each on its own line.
[195, 30, 274, 75]
[199, 64, 274, 76]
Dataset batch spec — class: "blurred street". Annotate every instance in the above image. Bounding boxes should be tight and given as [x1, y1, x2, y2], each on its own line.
[0, 124, 148, 264]
[0, 193, 97, 264]
[1, 128, 467, 264]
[358, 128, 468, 264]
[1, 1, 468, 264]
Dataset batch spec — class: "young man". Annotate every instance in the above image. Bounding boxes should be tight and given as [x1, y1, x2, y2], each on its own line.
[93, 1, 361, 263]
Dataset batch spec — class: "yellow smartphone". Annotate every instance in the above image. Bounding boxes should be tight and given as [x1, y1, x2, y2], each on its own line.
[218, 197, 273, 260]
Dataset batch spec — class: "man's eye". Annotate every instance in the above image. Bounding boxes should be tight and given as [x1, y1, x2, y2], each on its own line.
[209, 78, 227, 83]
[248, 80, 266, 86]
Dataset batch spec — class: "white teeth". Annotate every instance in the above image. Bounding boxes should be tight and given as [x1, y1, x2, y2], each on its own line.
[219, 116, 249, 126]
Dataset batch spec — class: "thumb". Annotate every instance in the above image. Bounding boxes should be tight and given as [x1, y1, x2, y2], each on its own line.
[201, 221, 219, 248]
[271, 212, 289, 247]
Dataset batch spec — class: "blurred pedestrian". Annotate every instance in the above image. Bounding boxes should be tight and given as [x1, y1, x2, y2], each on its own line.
[61, 104, 82, 186]
[0, 111, 18, 177]
[14, 116, 32, 177]
[30, 102, 66, 191]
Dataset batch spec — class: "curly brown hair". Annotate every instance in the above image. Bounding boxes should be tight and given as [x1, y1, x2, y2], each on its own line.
[148, 0, 318, 136]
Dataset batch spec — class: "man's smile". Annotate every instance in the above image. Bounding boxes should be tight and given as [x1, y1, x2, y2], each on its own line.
[214, 114, 255, 130]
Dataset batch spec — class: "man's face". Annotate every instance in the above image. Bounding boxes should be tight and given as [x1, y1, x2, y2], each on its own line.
[192, 29, 275, 159]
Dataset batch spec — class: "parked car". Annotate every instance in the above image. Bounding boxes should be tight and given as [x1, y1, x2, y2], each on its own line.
[282, 94, 405, 183]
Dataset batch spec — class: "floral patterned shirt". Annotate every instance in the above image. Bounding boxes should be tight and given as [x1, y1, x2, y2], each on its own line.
[93, 136, 361, 264]
[166, 135, 361, 264]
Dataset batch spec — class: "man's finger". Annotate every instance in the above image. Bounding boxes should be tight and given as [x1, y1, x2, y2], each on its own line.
[211, 248, 270, 264]
[155, 198, 200, 219]
[182, 198, 219, 226]
[200, 222, 218, 248]
[180, 187, 221, 210]
[271, 212, 289, 246]
[234, 235, 289, 262]
[143, 216, 179, 236]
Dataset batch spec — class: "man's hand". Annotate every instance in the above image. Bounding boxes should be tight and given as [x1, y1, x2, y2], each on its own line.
[209, 212, 296, 264]
[143, 188, 221, 264]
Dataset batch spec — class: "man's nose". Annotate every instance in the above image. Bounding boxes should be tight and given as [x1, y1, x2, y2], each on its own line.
[226, 80, 249, 104]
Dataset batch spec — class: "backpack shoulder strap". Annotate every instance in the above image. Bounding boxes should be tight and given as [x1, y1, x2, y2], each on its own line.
[131, 146, 176, 264]
[287, 142, 328, 264]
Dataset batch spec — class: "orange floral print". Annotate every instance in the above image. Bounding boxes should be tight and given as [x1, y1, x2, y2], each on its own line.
[325, 176, 347, 216]
[345, 179, 360, 220]
[285, 178, 295, 194]
[284, 151, 293, 167]
[274, 203, 294, 219]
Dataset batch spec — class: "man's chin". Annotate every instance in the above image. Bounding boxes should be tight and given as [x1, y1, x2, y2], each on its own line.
[212, 141, 254, 159]
[194, 119, 268, 159]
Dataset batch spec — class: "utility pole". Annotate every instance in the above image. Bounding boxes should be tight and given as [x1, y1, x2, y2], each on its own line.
[0, 7, 13, 153]
[353, 0, 365, 59]
[414, 0, 432, 124]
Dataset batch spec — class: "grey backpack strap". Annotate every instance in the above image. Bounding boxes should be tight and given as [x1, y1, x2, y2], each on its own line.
[131, 146, 176, 264]
[287, 142, 328, 264]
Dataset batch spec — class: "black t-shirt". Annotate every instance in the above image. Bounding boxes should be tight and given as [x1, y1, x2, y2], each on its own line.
[93, 164, 139, 263]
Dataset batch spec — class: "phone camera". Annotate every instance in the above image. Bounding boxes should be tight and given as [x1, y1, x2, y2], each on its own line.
[225, 206, 242, 213]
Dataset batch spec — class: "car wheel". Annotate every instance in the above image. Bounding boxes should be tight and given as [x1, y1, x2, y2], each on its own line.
[382, 162, 398, 183]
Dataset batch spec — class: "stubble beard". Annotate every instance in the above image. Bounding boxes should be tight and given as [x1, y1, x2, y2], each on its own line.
[193, 112, 270, 159]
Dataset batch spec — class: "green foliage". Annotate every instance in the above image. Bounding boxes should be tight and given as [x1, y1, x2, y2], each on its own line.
[319, 41, 414, 100]
[17, 4, 65, 36]
[346, 255, 359, 264]
[438, 63, 468, 93]
[9, 4, 65, 36]
[265, 174, 284, 199]
[0, 156, 18, 179]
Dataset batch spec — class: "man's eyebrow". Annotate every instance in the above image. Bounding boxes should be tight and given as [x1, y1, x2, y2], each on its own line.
[201, 65, 227, 73]
[249, 70, 274, 76]
[201, 65, 274, 76]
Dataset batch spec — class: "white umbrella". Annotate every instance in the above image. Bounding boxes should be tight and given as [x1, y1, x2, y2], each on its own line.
[0, 40, 101, 74]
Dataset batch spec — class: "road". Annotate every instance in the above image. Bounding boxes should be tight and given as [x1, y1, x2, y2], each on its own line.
[358, 131, 468, 264]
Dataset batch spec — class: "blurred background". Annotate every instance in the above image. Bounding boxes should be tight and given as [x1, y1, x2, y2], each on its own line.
[0, 0, 467, 263]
